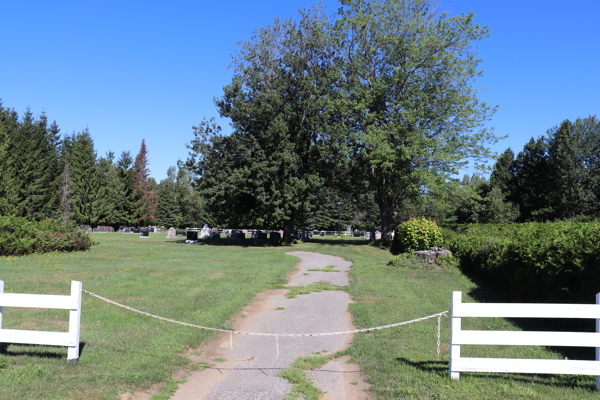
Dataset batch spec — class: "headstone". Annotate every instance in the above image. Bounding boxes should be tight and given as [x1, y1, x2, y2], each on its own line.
[199, 224, 211, 239]
[375, 231, 381, 240]
[415, 247, 452, 264]
[270, 232, 281, 242]
[252, 230, 259, 239]
[140, 227, 149, 238]
[223, 231, 230, 238]
[167, 228, 177, 238]
[187, 231, 198, 240]
[176, 229, 186, 236]
[235, 230, 246, 241]
[212, 232, 220, 239]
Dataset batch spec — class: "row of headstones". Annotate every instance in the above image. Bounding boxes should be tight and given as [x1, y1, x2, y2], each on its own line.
[170, 228, 282, 241]
[79, 225, 115, 233]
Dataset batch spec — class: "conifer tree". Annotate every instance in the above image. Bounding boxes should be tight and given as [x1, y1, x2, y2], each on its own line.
[134, 139, 158, 225]
[67, 130, 98, 225]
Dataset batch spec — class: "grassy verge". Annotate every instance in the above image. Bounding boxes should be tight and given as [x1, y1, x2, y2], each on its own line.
[0, 233, 296, 400]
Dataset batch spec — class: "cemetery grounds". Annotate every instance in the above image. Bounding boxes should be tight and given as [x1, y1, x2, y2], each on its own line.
[0, 233, 598, 399]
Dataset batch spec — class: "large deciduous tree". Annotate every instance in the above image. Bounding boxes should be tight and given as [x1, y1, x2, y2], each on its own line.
[338, 0, 498, 238]
[187, 7, 344, 238]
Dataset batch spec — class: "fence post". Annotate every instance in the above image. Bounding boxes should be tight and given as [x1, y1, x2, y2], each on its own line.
[449, 291, 461, 380]
[596, 293, 600, 391]
[67, 281, 83, 363]
[0, 280, 3, 349]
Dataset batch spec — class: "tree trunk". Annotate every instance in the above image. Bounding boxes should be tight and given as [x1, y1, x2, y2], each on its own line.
[379, 201, 395, 242]
[283, 219, 296, 241]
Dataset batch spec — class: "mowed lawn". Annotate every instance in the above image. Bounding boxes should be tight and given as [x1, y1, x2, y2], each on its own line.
[0, 234, 598, 399]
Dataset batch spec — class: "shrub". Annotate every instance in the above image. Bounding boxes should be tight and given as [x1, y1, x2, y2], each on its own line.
[392, 217, 443, 255]
[445, 221, 600, 304]
[0, 216, 96, 256]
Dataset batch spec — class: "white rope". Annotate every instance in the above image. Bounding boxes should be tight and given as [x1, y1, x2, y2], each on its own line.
[83, 289, 448, 337]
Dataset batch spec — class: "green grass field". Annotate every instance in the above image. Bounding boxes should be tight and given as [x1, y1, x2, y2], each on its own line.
[0, 234, 597, 399]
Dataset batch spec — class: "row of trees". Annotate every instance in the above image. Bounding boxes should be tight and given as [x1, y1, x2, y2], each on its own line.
[0, 102, 211, 228]
[426, 116, 600, 224]
[184, 0, 499, 239]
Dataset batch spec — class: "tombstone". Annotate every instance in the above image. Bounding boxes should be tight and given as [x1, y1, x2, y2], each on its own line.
[223, 230, 230, 239]
[140, 227, 149, 238]
[176, 229, 186, 237]
[415, 247, 452, 264]
[230, 230, 237, 239]
[364, 232, 370, 240]
[187, 231, 198, 240]
[235, 230, 246, 241]
[167, 228, 177, 238]
[375, 231, 381, 240]
[270, 231, 281, 242]
[252, 230, 259, 239]
[212, 231, 220, 239]
[199, 225, 211, 239]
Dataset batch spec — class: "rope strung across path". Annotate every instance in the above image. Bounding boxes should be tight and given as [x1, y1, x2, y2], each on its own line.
[83, 289, 448, 337]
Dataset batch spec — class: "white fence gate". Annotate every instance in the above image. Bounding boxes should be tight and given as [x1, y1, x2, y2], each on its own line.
[0, 280, 83, 363]
[449, 291, 600, 390]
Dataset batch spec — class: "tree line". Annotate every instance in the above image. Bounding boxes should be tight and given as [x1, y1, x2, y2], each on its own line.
[0, 101, 212, 229]
[430, 116, 600, 224]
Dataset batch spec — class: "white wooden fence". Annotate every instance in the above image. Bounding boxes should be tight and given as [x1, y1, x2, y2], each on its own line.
[449, 291, 600, 389]
[0, 280, 83, 363]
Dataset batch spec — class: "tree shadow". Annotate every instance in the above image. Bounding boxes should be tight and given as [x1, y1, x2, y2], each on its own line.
[166, 238, 373, 247]
[166, 238, 292, 248]
[396, 357, 596, 391]
[463, 273, 594, 361]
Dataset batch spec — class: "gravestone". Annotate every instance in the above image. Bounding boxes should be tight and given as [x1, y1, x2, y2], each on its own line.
[187, 231, 198, 240]
[270, 232, 281, 242]
[140, 227, 149, 238]
[167, 228, 177, 238]
[199, 225, 211, 239]
[415, 247, 452, 264]
[235, 230, 246, 241]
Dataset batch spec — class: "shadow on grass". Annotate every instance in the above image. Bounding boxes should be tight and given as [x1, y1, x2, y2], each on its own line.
[165, 238, 374, 247]
[396, 357, 597, 391]
[463, 273, 594, 361]
[0, 342, 86, 359]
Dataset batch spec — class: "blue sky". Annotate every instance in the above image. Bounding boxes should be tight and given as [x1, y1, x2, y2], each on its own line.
[1, 0, 598, 181]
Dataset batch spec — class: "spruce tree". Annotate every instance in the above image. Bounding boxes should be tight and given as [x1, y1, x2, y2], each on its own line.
[67, 130, 98, 225]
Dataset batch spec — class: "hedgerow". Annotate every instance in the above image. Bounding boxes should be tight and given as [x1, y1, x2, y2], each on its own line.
[444, 222, 600, 304]
[0, 216, 96, 256]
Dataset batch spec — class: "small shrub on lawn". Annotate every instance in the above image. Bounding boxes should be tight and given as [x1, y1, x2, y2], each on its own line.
[0, 216, 96, 256]
[391, 217, 443, 255]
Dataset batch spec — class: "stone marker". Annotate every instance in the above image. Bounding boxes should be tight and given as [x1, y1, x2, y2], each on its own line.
[270, 231, 281, 241]
[415, 247, 452, 264]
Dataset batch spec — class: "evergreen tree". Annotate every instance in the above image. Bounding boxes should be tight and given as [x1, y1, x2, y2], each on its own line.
[93, 153, 123, 227]
[67, 130, 98, 225]
[116, 151, 137, 226]
[134, 139, 158, 225]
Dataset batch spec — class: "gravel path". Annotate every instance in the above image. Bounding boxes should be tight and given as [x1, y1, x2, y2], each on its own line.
[170, 251, 366, 400]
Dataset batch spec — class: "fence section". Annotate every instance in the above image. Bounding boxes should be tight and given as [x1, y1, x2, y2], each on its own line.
[448, 291, 600, 389]
[0, 280, 83, 363]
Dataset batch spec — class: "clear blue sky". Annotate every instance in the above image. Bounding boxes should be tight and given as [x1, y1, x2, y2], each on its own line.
[1, 0, 598, 181]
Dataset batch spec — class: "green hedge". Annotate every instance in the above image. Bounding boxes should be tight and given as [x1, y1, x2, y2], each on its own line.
[0, 216, 95, 256]
[444, 222, 600, 304]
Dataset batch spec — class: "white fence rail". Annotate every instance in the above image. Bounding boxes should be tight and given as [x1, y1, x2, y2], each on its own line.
[0, 280, 83, 363]
[449, 291, 600, 390]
